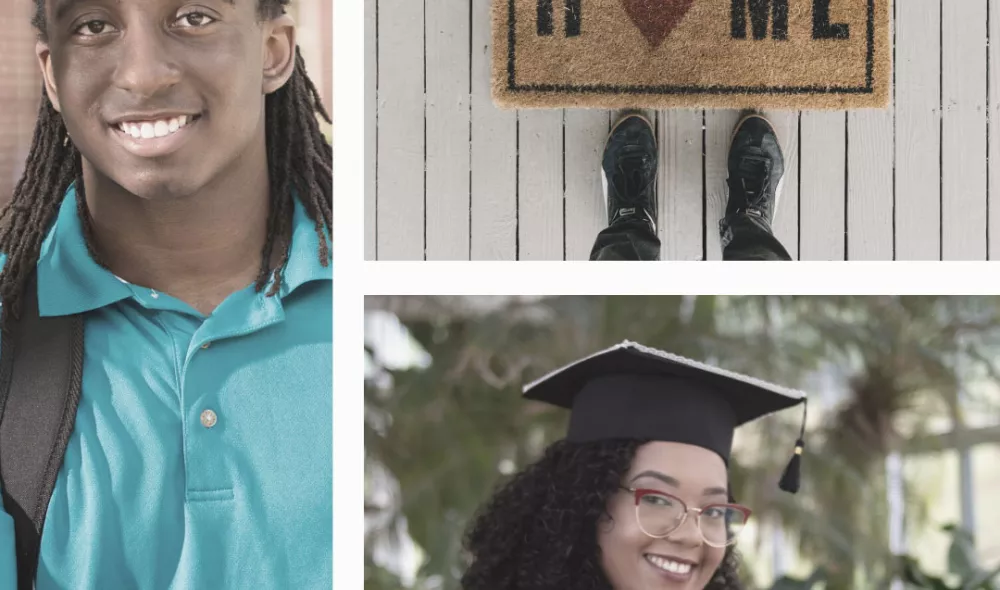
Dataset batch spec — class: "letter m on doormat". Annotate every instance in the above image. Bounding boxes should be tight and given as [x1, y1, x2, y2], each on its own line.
[731, 0, 789, 40]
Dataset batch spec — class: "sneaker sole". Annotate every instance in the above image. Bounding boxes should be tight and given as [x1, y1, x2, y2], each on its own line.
[728, 112, 784, 223]
[603, 112, 658, 230]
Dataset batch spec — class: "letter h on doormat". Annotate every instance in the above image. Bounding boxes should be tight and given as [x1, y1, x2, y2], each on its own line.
[537, 0, 582, 36]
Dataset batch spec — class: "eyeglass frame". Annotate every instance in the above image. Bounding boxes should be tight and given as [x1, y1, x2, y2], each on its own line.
[619, 486, 753, 548]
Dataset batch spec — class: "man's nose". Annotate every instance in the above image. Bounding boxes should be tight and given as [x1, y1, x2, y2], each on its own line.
[112, 27, 182, 98]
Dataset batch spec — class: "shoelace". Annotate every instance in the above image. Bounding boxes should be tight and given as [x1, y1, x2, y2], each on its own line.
[736, 153, 771, 209]
[615, 149, 653, 200]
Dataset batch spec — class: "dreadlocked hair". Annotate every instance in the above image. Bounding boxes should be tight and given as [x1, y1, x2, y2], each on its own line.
[0, 0, 331, 318]
[460, 439, 746, 590]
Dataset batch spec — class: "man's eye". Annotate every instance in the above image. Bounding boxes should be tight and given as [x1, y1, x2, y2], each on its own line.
[175, 12, 216, 28]
[75, 20, 116, 36]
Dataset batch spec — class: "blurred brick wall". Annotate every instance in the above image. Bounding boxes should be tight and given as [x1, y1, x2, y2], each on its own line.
[0, 1, 41, 208]
[292, 0, 333, 117]
[0, 0, 332, 207]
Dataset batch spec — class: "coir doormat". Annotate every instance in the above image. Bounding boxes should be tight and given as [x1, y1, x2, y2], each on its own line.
[493, 0, 890, 109]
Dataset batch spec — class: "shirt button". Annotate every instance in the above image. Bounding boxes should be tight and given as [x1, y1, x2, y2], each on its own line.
[150, 290, 160, 299]
[200, 409, 218, 428]
[201, 342, 211, 350]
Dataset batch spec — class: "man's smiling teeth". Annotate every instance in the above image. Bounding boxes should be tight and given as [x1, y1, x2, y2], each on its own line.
[118, 116, 191, 140]
[645, 555, 693, 575]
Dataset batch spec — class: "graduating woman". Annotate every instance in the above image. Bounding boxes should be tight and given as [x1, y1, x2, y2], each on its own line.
[461, 341, 808, 590]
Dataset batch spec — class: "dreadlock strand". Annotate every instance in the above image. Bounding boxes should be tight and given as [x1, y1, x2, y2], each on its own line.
[290, 75, 322, 198]
[2, 101, 56, 226]
[0, 106, 48, 228]
[264, 202, 293, 298]
[283, 59, 332, 262]
[263, 81, 296, 295]
[295, 52, 331, 125]
[73, 175, 107, 268]
[22, 141, 76, 248]
[255, 0, 303, 295]
[289, 74, 331, 268]
[255, 75, 294, 293]
[0, 93, 79, 315]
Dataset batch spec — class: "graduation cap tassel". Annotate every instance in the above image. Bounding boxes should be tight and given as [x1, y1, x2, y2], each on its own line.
[778, 398, 808, 494]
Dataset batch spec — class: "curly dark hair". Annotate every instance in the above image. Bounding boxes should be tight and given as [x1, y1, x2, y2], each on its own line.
[461, 439, 745, 590]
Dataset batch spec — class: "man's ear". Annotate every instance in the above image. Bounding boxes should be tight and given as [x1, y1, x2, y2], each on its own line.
[262, 15, 297, 95]
[35, 41, 62, 112]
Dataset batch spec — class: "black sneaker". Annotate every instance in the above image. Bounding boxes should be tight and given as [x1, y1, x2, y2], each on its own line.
[602, 113, 658, 233]
[720, 113, 784, 243]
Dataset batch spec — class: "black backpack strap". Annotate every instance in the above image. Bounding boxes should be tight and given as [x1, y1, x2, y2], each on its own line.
[0, 272, 85, 590]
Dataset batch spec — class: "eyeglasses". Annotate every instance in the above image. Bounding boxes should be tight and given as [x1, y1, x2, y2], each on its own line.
[620, 487, 752, 548]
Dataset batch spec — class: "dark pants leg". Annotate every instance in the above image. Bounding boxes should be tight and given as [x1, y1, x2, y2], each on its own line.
[720, 214, 792, 261]
[589, 219, 661, 260]
[588, 213, 790, 261]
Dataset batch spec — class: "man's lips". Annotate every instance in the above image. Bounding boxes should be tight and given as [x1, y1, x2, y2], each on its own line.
[108, 113, 203, 158]
[112, 114, 199, 140]
[106, 111, 202, 126]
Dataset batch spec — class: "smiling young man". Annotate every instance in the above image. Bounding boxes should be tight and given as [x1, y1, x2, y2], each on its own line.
[0, 0, 331, 588]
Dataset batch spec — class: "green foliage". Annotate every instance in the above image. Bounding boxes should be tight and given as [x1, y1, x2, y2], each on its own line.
[769, 567, 828, 590]
[898, 525, 1000, 590]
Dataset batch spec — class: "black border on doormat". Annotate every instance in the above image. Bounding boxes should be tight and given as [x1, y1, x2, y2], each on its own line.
[506, 0, 876, 95]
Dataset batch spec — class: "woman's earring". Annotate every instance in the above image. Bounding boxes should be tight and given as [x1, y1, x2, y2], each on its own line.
[63, 134, 70, 147]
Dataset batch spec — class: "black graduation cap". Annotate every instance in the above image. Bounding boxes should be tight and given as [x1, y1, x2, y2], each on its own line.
[523, 341, 808, 493]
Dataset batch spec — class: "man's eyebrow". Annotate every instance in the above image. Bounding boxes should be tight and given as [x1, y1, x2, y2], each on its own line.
[630, 471, 728, 498]
[52, 0, 78, 22]
[52, 0, 116, 22]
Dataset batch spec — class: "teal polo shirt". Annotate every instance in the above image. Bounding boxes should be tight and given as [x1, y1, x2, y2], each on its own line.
[0, 186, 332, 589]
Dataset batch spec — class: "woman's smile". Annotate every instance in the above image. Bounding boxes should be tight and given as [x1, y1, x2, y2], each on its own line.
[645, 552, 699, 585]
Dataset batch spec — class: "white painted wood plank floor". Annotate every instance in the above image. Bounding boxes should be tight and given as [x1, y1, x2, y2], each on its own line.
[366, 0, 996, 261]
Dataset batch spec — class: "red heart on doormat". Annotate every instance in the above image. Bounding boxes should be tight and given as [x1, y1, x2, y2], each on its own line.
[620, 0, 695, 48]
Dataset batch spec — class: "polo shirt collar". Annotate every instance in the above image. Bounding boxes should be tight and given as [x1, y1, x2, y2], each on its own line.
[36, 185, 132, 317]
[35, 185, 331, 318]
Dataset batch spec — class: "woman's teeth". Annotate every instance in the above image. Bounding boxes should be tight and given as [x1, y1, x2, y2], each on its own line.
[118, 115, 191, 139]
[646, 554, 693, 575]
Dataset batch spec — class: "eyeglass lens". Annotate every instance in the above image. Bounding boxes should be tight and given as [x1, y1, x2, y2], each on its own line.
[636, 491, 747, 546]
